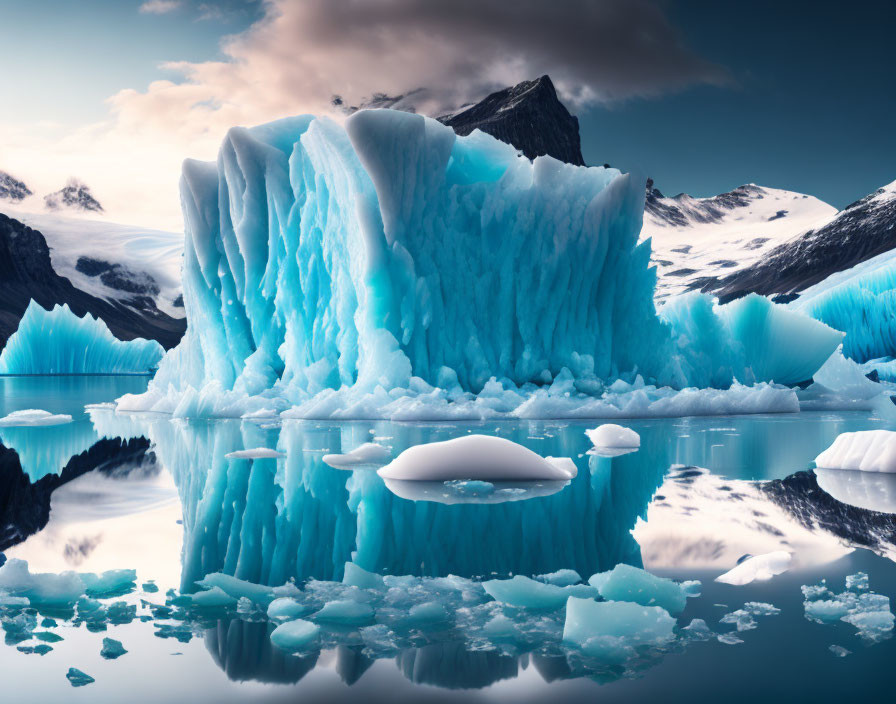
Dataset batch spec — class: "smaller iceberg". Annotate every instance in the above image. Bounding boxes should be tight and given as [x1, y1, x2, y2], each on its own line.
[323, 442, 391, 469]
[224, 448, 285, 460]
[586, 423, 640, 456]
[377, 435, 576, 481]
[0, 301, 164, 374]
[587, 564, 695, 615]
[815, 430, 896, 473]
[0, 409, 72, 427]
[66, 668, 95, 688]
[562, 597, 676, 656]
[270, 619, 320, 651]
[802, 572, 894, 644]
[482, 575, 597, 610]
[715, 551, 791, 585]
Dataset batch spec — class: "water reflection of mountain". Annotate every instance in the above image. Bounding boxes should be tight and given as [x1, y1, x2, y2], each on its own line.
[0, 436, 152, 551]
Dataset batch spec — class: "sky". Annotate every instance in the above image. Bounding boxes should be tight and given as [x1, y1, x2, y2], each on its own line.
[0, 0, 892, 231]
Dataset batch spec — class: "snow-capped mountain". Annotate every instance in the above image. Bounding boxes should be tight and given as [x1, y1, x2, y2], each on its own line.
[643, 182, 838, 301]
[0, 211, 185, 349]
[708, 179, 896, 302]
[0, 171, 33, 203]
[43, 178, 103, 213]
[438, 75, 585, 166]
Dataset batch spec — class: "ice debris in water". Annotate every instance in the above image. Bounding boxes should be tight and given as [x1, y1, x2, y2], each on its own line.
[443, 479, 494, 495]
[377, 435, 576, 481]
[720, 602, 781, 631]
[715, 551, 791, 585]
[0, 409, 73, 427]
[323, 442, 391, 469]
[270, 619, 320, 652]
[0, 559, 136, 607]
[0, 301, 163, 374]
[829, 644, 851, 657]
[117, 109, 844, 421]
[267, 597, 311, 622]
[802, 572, 894, 644]
[587, 563, 698, 615]
[536, 569, 582, 587]
[224, 447, 285, 460]
[100, 637, 127, 660]
[66, 668, 95, 687]
[585, 424, 641, 451]
[814, 430, 896, 473]
[563, 597, 676, 659]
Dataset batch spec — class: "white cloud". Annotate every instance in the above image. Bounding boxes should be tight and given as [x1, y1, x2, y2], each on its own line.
[139, 0, 181, 15]
[4, 0, 726, 231]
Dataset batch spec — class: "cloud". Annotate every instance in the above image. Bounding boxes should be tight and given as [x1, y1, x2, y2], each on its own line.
[4, 0, 727, 230]
[138, 0, 181, 13]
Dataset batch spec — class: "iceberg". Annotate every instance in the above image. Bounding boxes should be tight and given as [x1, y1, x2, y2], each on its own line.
[482, 575, 597, 610]
[323, 442, 391, 469]
[585, 423, 640, 453]
[562, 597, 676, 652]
[0, 409, 72, 427]
[587, 563, 695, 615]
[715, 551, 792, 585]
[0, 301, 164, 374]
[121, 109, 842, 419]
[815, 430, 896, 473]
[377, 435, 576, 481]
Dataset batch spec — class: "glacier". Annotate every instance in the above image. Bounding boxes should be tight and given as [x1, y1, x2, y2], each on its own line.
[0, 301, 164, 375]
[119, 109, 847, 419]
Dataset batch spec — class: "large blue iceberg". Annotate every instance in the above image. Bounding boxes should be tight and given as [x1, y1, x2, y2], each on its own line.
[0, 301, 164, 375]
[124, 110, 843, 418]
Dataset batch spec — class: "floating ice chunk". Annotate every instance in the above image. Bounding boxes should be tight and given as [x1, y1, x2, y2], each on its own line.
[815, 430, 896, 473]
[66, 668, 95, 687]
[681, 618, 714, 641]
[680, 580, 702, 598]
[224, 448, 285, 460]
[802, 573, 894, 643]
[194, 573, 276, 605]
[81, 569, 137, 598]
[587, 564, 694, 615]
[377, 435, 576, 481]
[483, 575, 597, 610]
[0, 559, 135, 607]
[407, 601, 450, 626]
[100, 638, 127, 660]
[562, 597, 675, 652]
[266, 598, 310, 622]
[585, 424, 641, 453]
[0, 301, 163, 374]
[0, 409, 72, 427]
[829, 644, 851, 657]
[716, 632, 744, 645]
[536, 569, 582, 587]
[342, 563, 385, 591]
[715, 551, 791, 585]
[720, 610, 757, 631]
[314, 599, 375, 626]
[743, 601, 781, 616]
[270, 619, 320, 651]
[323, 443, 391, 469]
[815, 468, 896, 514]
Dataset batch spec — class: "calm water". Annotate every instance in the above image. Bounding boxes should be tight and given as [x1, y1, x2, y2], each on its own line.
[1, 376, 895, 702]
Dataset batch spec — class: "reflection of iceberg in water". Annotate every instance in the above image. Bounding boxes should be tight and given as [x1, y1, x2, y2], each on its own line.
[0, 422, 100, 481]
[814, 468, 896, 514]
[381, 478, 569, 504]
[397, 642, 518, 689]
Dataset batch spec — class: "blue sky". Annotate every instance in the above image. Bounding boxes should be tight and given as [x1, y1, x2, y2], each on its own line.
[0, 0, 892, 228]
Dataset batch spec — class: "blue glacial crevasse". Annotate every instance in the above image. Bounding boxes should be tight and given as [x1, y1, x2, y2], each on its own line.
[124, 109, 844, 418]
[0, 301, 164, 375]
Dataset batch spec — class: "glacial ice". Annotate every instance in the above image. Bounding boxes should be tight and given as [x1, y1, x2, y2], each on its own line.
[587, 564, 696, 615]
[267, 597, 311, 622]
[536, 569, 582, 587]
[0, 301, 163, 374]
[586, 423, 640, 453]
[815, 430, 896, 473]
[482, 575, 597, 610]
[323, 442, 391, 469]
[66, 668, 95, 687]
[0, 559, 135, 608]
[802, 573, 894, 644]
[0, 409, 72, 427]
[119, 109, 843, 420]
[719, 602, 780, 632]
[376, 435, 577, 481]
[715, 551, 791, 585]
[313, 599, 375, 625]
[100, 637, 127, 660]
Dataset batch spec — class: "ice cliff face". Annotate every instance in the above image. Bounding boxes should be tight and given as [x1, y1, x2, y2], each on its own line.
[0, 301, 164, 374]
[129, 109, 844, 419]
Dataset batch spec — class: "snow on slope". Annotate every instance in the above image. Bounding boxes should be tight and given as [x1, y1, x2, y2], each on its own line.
[643, 183, 837, 301]
[4, 209, 184, 318]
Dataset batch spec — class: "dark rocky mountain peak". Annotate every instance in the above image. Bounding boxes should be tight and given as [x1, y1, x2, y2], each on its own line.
[44, 178, 104, 213]
[0, 170, 33, 202]
[438, 75, 585, 166]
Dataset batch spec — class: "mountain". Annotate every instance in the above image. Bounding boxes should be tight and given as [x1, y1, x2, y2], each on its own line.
[705, 180, 896, 303]
[438, 75, 585, 166]
[0, 171, 32, 203]
[0, 212, 185, 349]
[43, 178, 103, 213]
[642, 182, 837, 301]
